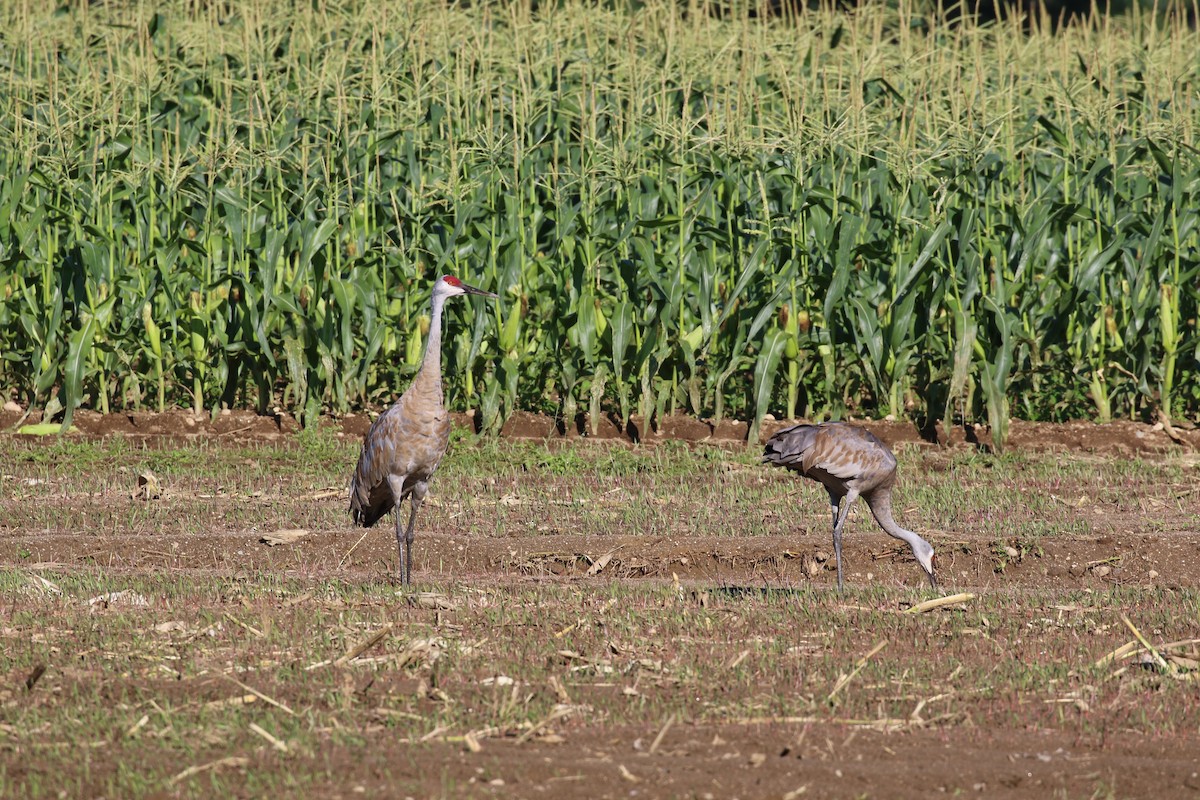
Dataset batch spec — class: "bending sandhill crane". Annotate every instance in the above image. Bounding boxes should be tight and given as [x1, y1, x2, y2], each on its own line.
[349, 275, 497, 585]
[762, 422, 937, 593]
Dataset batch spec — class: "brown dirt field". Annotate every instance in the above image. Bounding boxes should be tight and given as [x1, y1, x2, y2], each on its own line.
[7, 529, 1200, 593]
[239, 727, 1200, 799]
[1, 413, 1199, 799]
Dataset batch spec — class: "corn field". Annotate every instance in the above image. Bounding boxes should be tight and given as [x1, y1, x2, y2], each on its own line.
[1, 0, 1198, 448]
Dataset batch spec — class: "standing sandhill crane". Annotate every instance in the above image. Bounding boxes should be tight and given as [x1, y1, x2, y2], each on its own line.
[349, 274, 497, 585]
[762, 422, 937, 593]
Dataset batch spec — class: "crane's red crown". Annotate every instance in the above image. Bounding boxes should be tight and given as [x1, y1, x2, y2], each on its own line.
[441, 275, 462, 287]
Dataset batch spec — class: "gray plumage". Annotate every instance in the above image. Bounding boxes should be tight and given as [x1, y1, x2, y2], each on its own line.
[763, 422, 937, 593]
[349, 275, 496, 585]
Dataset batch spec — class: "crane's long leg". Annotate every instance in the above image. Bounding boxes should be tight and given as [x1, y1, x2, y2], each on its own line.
[391, 500, 415, 585]
[386, 475, 413, 586]
[402, 484, 428, 586]
[393, 501, 409, 584]
[830, 489, 858, 596]
[828, 494, 840, 588]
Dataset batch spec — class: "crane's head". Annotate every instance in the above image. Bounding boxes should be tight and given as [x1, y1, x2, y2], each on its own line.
[436, 275, 498, 300]
[911, 537, 938, 591]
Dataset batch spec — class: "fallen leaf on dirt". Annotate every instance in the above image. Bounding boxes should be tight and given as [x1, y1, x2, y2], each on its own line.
[618, 764, 640, 783]
[125, 714, 150, 738]
[25, 574, 62, 596]
[828, 641, 888, 702]
[133, 470, 161, 500]
[248, 722, 289, 753]
[167, 756, 250, 787]
[1135, 651, 1200, 673]
[480, 675, 515, 686]
[222, 675, 297, 716]
[88, 591, 150, 610]
[648, 713, 675, 753]
[515, 703, 588, 744]
[1045, 696, 1090, 712]
[549, 675, 572, 704]
[154, 621, 189, 634]
[587, 552, 615, 575]
[619, 767, 648, 786]
[727, 649, 751, 670]
[902, 593, 976, 614]
[203, 694, 258, 710]
[406, 591, 461, 610]
[334, 624, 395, 666]
[260, 528, 308, 546]
[282, 590, 314, 607]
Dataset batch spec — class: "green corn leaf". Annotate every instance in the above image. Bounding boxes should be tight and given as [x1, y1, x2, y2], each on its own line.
[610, 299, 633, 378]
[61, 303, 106, 431]
[894, 220, 951, 303]
[749, 327, 788, 444]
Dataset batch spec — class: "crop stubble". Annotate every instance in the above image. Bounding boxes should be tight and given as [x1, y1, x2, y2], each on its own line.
[1, 429, 1199, 798]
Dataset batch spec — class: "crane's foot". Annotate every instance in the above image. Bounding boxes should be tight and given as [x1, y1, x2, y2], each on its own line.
[387, 567, 411, 589]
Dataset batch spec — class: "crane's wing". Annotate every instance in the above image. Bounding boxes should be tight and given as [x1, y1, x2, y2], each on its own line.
[762, 423, 894, 482]
[348, 406, 406, 527]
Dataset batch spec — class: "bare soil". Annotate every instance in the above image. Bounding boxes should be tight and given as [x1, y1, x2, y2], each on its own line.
[2, 413, 1199, 799]
[7, 529, 1200, 595]
[283, 727, 1200, 800]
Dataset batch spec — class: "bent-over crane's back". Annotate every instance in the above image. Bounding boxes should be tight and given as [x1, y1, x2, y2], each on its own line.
[762, 422, 937, 592]
[349, 275, 497, 585]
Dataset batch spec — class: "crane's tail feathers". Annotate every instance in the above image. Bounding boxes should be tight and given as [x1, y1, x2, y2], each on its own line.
[350, 499, 389, 528]
[348, 479, 390, 528]
[761, 423, 820, 468]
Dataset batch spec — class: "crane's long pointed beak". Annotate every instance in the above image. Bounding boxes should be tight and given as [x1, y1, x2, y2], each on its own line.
[927, 569, 939, 592]
[460, 282, 498, 299]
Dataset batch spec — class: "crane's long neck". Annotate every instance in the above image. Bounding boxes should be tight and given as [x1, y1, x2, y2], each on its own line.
[415, 291, 447, 401]
[865, 492, 930, 555]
